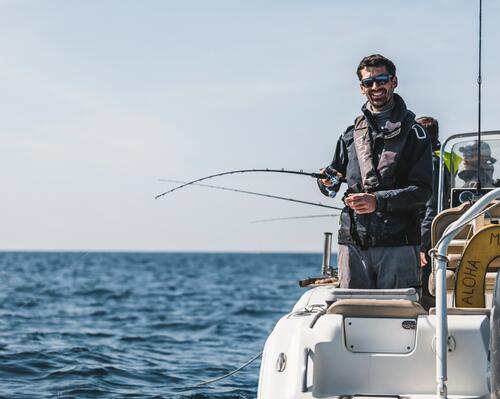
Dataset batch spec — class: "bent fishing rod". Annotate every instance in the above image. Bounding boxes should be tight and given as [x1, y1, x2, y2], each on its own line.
[155, 168, 333, 199]
[158, 177, 343, 211]
[251, 213, 340, 224]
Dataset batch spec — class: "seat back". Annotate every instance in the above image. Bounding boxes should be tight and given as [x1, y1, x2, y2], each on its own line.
[325, 287, 418, 302]
[327, 299, 426, 318]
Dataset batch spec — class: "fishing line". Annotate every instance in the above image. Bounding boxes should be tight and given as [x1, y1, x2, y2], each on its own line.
[66, 251, 90, 268]
[178, 351, 263, 391]
[155, 168, 328, 199]
[251, 213, 340, 224]
[158, 177, 343, 210]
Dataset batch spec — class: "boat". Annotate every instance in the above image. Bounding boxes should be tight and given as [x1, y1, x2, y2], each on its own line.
[255, 0, 500, 394]
[257, 126, 500, 399]
[257, 132, 500, 398]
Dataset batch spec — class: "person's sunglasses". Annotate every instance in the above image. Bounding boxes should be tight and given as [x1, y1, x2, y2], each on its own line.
[360, 74, 393, 88]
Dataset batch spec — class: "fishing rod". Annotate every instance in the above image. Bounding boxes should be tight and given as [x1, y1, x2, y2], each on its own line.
[158, 178, 343, 211]
[155, 168, 337, 199]
[251, 213, 340, 224]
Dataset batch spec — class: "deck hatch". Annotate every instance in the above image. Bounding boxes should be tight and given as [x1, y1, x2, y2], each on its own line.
[344, 317, 417, 353]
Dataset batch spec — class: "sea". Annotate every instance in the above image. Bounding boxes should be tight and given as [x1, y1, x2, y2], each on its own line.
[0, 252, 332, 398]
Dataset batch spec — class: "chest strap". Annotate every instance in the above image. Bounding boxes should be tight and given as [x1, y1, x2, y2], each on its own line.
[353, 116, 380, 192]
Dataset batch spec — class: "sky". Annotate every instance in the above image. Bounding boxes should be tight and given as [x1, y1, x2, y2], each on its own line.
[0, 0, 499, 252]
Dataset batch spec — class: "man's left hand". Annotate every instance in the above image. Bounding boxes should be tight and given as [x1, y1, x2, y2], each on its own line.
[420, 252, 428, 267]
[345, 193, 377, 214]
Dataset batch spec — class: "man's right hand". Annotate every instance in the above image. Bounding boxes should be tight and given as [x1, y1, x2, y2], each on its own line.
[318, 167, 344, 198]
[319, 168, 334, 187]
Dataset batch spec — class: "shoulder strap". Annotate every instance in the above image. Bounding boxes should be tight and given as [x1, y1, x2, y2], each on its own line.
[353, 116, 380, 192]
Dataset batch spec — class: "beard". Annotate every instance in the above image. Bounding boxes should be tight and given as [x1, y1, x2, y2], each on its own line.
[368, 90, 389, 107]
[367, 90, 394, 112]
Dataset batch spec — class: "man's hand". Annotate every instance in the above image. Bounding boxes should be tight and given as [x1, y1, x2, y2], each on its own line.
[319, 168, 334, 186]
[420, 252, 428, 267]
[345, 193, 377, 214]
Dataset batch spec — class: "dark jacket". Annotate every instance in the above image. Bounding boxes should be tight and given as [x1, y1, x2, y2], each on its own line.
[320, 94, 433, 247]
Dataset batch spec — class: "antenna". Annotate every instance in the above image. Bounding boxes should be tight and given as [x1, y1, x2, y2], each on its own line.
[476, 0, 483, 192]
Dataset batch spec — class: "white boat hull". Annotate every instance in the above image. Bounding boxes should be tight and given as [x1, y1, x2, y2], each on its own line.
[258, 287, 492, 398]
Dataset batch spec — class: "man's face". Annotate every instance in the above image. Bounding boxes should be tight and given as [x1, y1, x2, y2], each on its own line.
[463, 154, 492, 169]
[359, 65, 398, 111]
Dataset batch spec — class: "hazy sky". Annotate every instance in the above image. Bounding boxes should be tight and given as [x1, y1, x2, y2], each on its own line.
[1, 0, 499, 252]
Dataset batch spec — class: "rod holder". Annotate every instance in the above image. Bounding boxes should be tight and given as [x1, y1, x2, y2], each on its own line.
[322, 232, 333, 276]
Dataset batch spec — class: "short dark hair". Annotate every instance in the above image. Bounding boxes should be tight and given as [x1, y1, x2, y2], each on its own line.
[416, 116, 439, 141]
[356, 54, 396, 80]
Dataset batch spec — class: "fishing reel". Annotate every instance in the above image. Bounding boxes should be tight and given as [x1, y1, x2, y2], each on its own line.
[320, 166, 343, 198]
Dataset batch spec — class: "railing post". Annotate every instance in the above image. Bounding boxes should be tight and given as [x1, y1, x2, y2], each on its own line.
[322, 232, 333, 276]
[433, 187, 500, 399]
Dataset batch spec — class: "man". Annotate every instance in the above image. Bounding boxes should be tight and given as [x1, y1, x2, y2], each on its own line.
[417, 116, 445, 262]
[318, 54, 433, 289]
[416, 116, 445, 309]
[458, 141, 497, 188]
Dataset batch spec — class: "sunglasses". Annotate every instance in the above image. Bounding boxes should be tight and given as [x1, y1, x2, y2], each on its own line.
[360, 74, 393, 88]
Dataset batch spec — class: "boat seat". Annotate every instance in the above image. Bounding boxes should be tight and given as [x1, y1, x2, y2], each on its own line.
[429, 307, 491, 316]
[326, 299, 426, 318]
[326, 287, 418, 302]
[428, 270, 455, 295]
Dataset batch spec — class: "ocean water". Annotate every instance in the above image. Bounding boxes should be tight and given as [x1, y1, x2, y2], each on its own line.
[0, 252, 332, 398]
